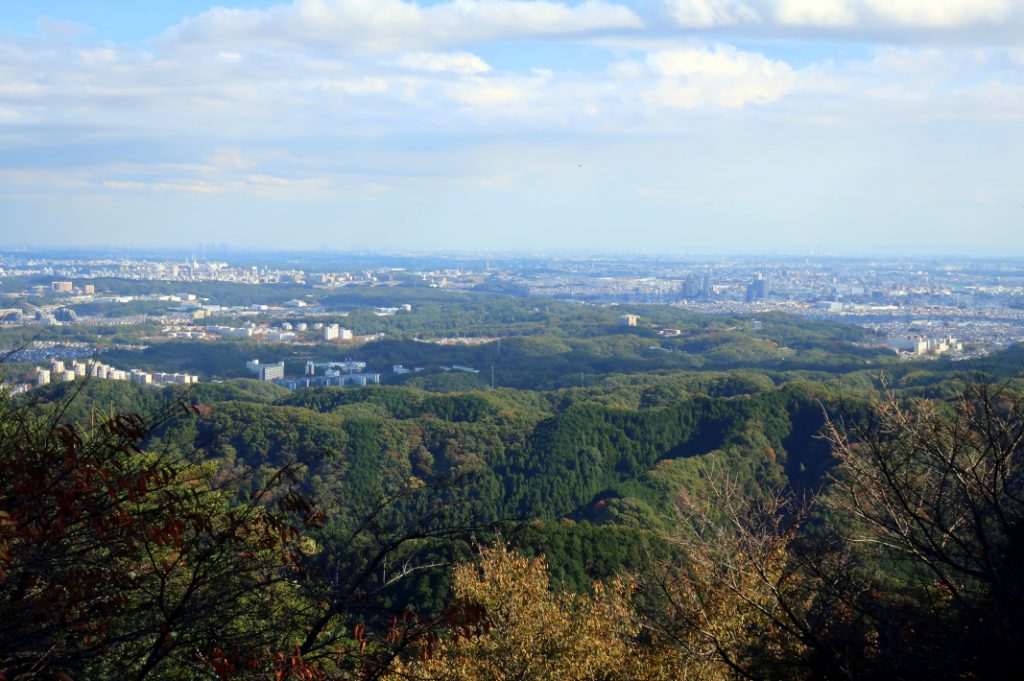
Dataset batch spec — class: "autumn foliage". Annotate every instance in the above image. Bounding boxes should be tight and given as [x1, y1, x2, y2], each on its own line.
[386, 543, 683, 681]
[0, 391, 322, 680]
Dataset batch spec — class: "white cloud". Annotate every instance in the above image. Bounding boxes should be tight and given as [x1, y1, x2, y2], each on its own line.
[79, 46, 122, 65]
[102, 180, 150, 191]
[0, 106, 25, 122]
[776, 0, 855, 27]
[646, 44, 800, 107]
[393, 51, 491, 74]
[665, 0, 760, 28]
[37, 17, 94, 38]
[163, 0, 643, 54]
[206, 148, 252, 170]
[103, 174, 332, 195]
[607, 59, 646, 79]
[864, 0, 1012, 28]
[1, 0, 1022, 211]
[663, 0, 1021, 31]
[444, 71, 550, 108]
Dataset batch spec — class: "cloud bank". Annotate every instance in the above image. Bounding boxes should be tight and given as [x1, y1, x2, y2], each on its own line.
[0, 0, 1021, 251]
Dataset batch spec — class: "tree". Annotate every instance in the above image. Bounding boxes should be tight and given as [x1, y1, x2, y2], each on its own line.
[387, 543, 681, 681]
[646, 382, 1024, 680]
[0, 388, 323, 680]
[646, 473, 844, 681]
[822, 381, 1024, 679]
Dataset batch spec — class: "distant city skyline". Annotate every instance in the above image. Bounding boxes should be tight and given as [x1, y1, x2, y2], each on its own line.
[1, 1, 1022, 254]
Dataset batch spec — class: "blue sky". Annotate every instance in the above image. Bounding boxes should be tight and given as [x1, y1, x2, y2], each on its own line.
[1, 0, 1022, 254]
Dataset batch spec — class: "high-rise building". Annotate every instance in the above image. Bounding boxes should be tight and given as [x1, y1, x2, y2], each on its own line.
[745, 273, 770, 302]
[323, 324, 353, 341]
[35, 368, 50, 386]
[51, 281, 73, 293]
[131, 370, 153, 385]
[619, 314, 639, 327]
[258, 362, 285, 382]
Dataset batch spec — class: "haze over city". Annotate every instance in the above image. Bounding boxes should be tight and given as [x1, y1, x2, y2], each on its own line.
[1, 0, 1022, 253]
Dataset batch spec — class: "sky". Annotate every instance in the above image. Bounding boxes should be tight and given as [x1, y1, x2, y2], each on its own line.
[0, 0, 1022, 255]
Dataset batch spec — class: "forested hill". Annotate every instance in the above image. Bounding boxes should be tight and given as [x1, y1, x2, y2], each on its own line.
[25, 372, 853, 594]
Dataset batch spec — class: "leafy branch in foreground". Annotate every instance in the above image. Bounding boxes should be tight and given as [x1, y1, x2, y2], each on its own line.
[646, 382, 1024, 680]
[0, 391, 323, 680]
[822, 381, 1024, 678]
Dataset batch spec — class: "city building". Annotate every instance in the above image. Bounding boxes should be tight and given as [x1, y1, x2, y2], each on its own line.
[275, 373, 380, 390]
[305, 360, 366, 375]
[619, 314, 639, 327]
[441, 365, 480, 373]
[131, 370, 153, 385]
[151, 372, 199, 385]
[206, 325, 253, 337]
[51, 281, 73, 293]
[247, 359, 285, 382]
[745, 273, 770, 302]
[260, 363, 285, 381]
[885, 335, 963, 356]
[323, 324, 353, 341]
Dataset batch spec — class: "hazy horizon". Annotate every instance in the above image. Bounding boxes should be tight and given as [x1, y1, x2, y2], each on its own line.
[1, 1, 1022, 253]
[8, 240, 1024, 259]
